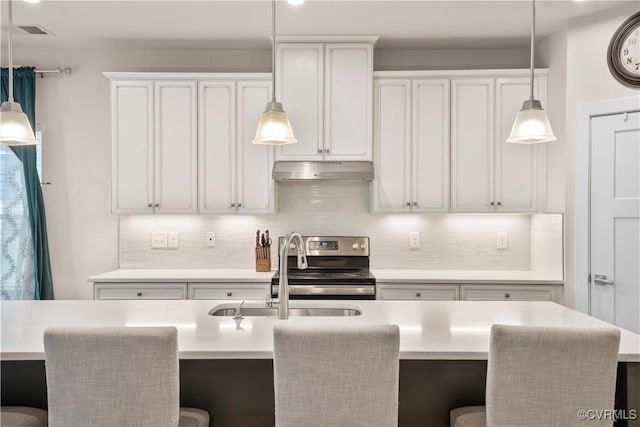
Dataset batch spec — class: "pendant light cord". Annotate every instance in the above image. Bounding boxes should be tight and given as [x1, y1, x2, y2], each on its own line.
[529, 0, 535, 101]
[7, 0, 14, 102]
[271, 0, 276, 104]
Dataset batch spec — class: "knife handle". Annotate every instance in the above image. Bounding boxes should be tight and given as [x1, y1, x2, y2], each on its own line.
[256, 230, 260, 248]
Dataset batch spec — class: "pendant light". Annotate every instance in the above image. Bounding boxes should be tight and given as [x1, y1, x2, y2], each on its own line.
[0, 0, 37, 146]
[253, 0, 297, 145]
[507, 0, 556, 144]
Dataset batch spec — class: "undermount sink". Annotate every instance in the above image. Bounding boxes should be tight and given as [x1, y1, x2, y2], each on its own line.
[208, 304, 362, 317]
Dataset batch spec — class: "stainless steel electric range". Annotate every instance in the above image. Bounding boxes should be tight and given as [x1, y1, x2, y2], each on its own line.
[271, 236, 375, 300]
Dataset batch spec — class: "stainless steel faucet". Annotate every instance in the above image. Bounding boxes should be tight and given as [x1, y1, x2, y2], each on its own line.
[277, 232, 308, 319]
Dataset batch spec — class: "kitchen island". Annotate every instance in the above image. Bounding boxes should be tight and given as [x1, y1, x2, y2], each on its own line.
[2, 300, 639, 426]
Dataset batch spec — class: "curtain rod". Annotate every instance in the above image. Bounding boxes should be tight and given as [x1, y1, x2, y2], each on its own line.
[34, 67, 72, 76]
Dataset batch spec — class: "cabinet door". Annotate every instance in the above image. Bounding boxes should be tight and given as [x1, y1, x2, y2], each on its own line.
[324, 44, 372, 160]
[275, 44, 324, 160]
[154, 81, 198, 213]
[378, 284, 459, 301]
[373, 79, 412, 212]
[460, 284, 554, 301]
[189, 283, 269, 300]
[451, 78, 495, 212]
[412, 79, 450, 212]
[198, 81, 237, 214]
[111, 81, 154, 214]
[94, 283, 187, 300]
[237, 80, 275, 214]
[494, 77, 543, 212]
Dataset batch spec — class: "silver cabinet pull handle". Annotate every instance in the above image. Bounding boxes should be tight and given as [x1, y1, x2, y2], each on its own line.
[137, 292, 142, 297]
[594, 274, 615, 286]
[227, 291, 233, 297]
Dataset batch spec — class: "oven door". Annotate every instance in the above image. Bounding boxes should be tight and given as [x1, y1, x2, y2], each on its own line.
[271, 284, 376, 300]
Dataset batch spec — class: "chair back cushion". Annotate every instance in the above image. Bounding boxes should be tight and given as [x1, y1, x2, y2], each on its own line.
[44, 326, 180, 427]
[273, 324, 399, 427]
[486, 324, 620, 427]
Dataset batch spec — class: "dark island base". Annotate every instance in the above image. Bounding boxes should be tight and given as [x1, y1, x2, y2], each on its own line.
[2, 360, 638, 427]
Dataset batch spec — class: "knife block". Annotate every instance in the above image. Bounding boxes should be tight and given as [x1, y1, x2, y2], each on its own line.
[255, 247, 271, 272]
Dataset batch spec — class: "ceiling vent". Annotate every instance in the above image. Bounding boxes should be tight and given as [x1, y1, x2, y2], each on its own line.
[17, 25, 52, 35]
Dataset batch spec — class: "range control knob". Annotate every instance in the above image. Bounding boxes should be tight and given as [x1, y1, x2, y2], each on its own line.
[352, 243, 359, 250]
[289, 243, 297, 250]
[360, 243, 367, 250]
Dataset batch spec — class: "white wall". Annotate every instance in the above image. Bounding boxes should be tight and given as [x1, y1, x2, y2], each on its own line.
[9, 44, 541, 299]
[539, 4, 639, 308]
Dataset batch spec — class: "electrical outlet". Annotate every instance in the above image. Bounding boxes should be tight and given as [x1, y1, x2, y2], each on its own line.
[497, 232, 508, 250]
[409, 231, 421, 249]
[151, 232, 168, 249]
[168, 232, 179, 249]
[206, 232, 216, 248]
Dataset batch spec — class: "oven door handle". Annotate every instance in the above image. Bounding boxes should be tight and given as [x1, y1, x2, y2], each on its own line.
[271, 285, 376, 296]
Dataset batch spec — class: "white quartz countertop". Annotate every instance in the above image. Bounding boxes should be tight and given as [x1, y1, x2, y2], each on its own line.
[371, 269, 564, 284]
[2, 300, 636, 362]
[88, 269, 563, 285]
[88, 269, 275, 283]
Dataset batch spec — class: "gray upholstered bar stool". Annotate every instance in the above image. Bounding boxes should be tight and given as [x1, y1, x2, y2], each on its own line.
[273, 324, 400, 427]
[43, 326, 209, 427]
[450, 324, 621, 427]
[0, 406, 48, 427]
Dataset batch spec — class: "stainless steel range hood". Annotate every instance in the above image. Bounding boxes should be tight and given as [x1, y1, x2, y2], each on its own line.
[272, 161, 374, 181]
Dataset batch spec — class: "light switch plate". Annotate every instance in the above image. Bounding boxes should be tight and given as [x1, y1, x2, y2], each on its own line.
[151, 232, 168, 249]
[409, 231, 421, 249]
[168, 232, 180, 249]
[206, 232, 216, 248]
[497, 232, 508, 249]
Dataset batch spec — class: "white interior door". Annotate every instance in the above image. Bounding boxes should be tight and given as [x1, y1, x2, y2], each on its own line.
[590, 111, 640, 333]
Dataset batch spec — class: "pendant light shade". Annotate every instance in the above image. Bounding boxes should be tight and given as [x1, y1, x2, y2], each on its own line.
[507, 0, 555, 145]
[253, 102, 297, 145]
[0, 101, 37, 146]
[253, 0, 296, 145]
[1, 0, 37, 146]
[507, 100, 556, 144]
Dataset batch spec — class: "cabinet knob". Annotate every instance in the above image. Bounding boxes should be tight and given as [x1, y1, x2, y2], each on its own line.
[230, 203, 236, 208]
[155, 203, 159, 208]
[137, 292, 142, 297]
[413, 202, 418, 207]
[324, 148, 330, 154]
[505, 292, 510, 299]
[147, 203, 152, 208]
[490, 202, 495, 206]
[237, 203, 242, 208]
[317, 148, 323, 154]
[227, 292, 232, 297]
[405, 202, 411, 207]
[416, 292, 421, 297]
[497, 201, 502, 206]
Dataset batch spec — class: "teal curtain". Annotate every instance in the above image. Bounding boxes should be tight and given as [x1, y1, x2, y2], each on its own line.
[1, 67, 54, 300]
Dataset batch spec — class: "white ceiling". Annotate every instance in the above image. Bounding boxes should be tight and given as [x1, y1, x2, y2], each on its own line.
[1, 0, 634, 50]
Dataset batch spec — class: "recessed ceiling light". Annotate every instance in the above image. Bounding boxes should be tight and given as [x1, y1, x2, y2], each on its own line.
[288, 0, 304, 5]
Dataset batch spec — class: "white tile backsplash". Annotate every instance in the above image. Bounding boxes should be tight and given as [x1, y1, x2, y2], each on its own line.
[120, 182, 561, 271]
[530, 214, 564, 278]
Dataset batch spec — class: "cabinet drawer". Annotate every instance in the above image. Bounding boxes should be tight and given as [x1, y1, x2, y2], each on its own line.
[460, 285, 554, 301]
[188, 284, 269, 300]
[378, 284, 459, 301]
[94, 283, 187, 300]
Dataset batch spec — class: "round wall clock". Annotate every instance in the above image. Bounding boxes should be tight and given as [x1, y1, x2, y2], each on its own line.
[608, 11, 640, 88]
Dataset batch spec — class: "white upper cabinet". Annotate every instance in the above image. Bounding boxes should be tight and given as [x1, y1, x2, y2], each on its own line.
[275, 38, 375, 161]
[373, 77, 449, 213]
[111, 81, 154, 214]
[110, 79, 197, 214]
[451, 78, 495, 212]
[154, 81, 198, 213]
[451, 72, 547, 213]
[199, 78, 274, 215]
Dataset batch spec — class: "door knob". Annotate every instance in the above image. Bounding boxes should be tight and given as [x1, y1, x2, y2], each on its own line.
[593, 274, 615, 286]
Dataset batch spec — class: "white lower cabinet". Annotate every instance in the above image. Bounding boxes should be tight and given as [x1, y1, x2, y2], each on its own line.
[94, 283, 188, 300]
[460, 284, 560, 303]
[188, 283, 270, 300]
[379, 283, 562, 304]
[378, 284, 459, 301]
